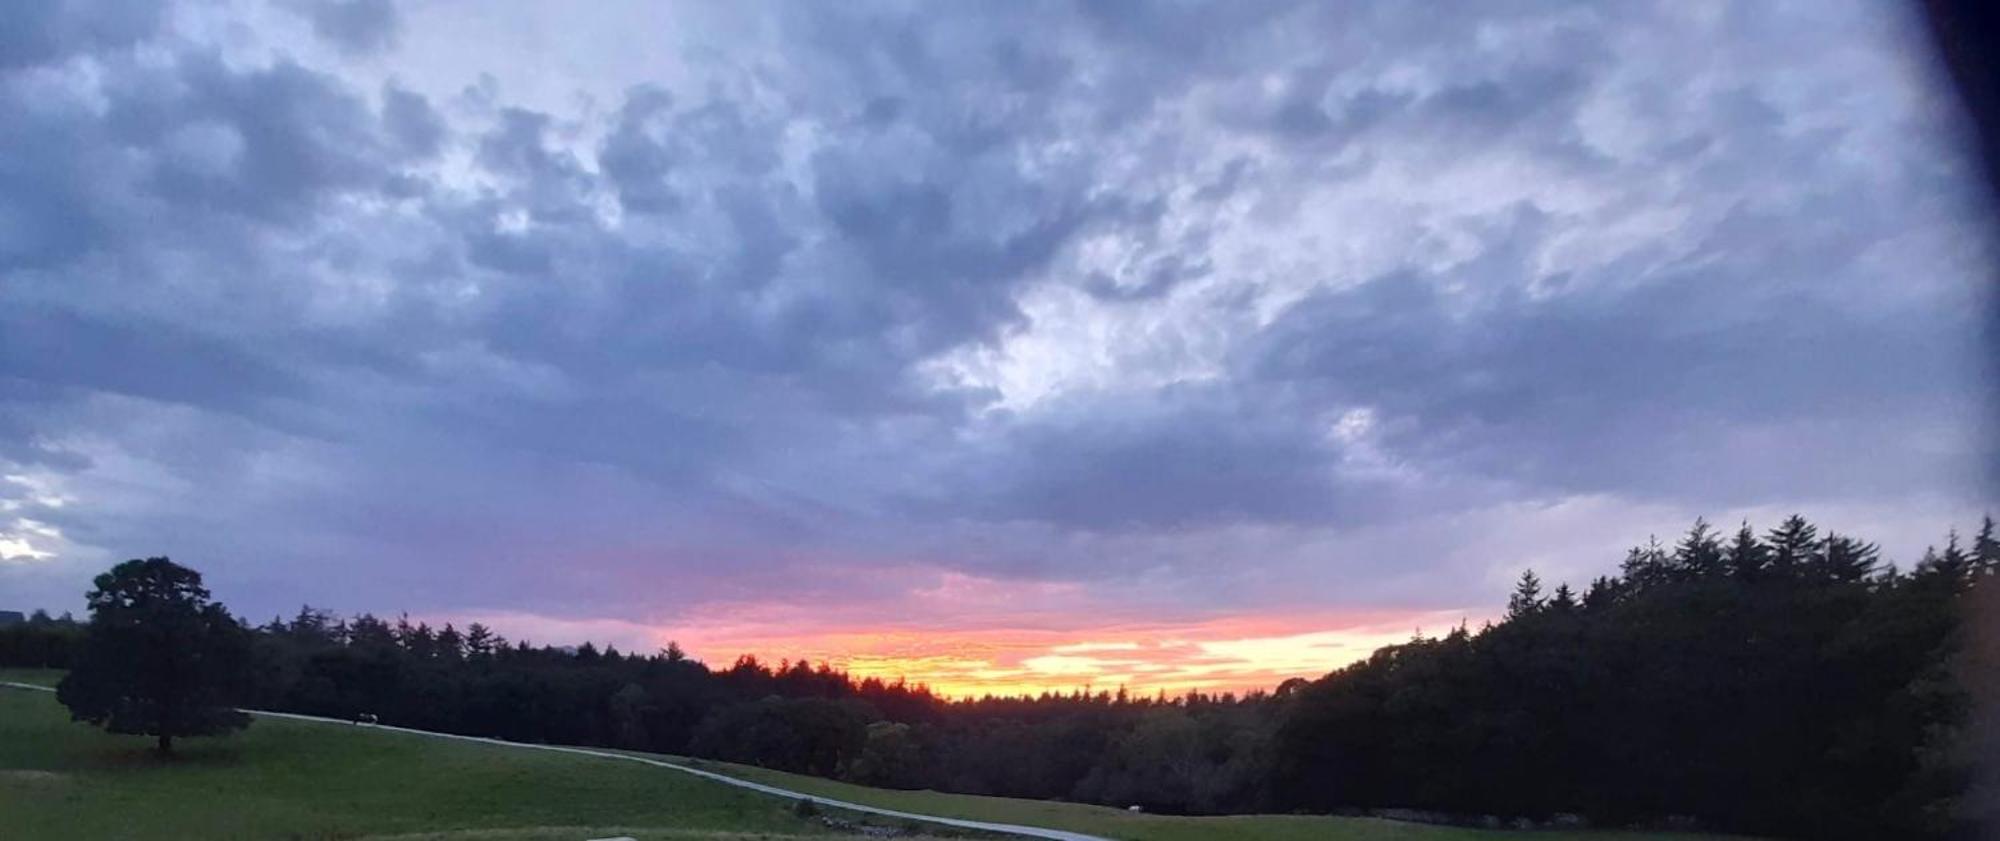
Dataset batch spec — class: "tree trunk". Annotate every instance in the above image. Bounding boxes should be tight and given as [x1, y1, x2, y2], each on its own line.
[157, 731, 173, 757]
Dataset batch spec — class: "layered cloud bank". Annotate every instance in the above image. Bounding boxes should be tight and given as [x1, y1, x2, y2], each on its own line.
[1, 0, 1993, 694]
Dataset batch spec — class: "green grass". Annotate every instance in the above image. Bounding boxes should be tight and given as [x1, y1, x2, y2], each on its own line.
[640, 755, 1757, 841]
[0, 666, 64, 687]
[0, 684, 879, 841]
[1, 673, 1757, 841]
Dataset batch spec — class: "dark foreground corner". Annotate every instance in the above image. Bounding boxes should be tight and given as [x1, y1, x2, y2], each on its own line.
[1918, 1, 2000, 838]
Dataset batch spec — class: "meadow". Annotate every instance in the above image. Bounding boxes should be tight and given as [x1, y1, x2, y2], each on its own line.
[0, 675, 854, 841]
[648, 753, 1756, 841]
[2, 671, 1754, 841]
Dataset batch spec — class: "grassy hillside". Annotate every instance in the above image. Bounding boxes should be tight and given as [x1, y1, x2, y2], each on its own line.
[1, 666, 62, 687]
[645, 755, 1755, 841]
[0, 682, 872, 841]
[1, 672, 1754, 841]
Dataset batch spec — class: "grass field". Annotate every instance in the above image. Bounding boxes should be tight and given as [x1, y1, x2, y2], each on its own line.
[643, 755, 1754, 841]
[1, 670, 1753, 841]
[0, 678, 877, 841]
[1, 666, 62, 687]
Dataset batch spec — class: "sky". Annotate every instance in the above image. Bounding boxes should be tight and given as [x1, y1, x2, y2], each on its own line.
[1, 0, 1995, 697]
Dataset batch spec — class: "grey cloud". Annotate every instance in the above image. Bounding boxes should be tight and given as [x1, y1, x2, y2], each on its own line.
[382, 83, 446, 159]
[1244, 227, 1987, 505]
[292, 0, 400, 57]
[476, 108, 596, 225]
[0, 43, 456, 414]
[0, 0, 163, 70]
[598, 86, 681, 215]
[0, 0, 1987, 627]
[0, 91, 107, 271]
[954, 393, 1378, 530]
[464, 227, 554, 277]
[76, 51, 425, 229]
[0, 304, 304, 412]
[597, 87, 789, 219]
[0, 383, 94, 471]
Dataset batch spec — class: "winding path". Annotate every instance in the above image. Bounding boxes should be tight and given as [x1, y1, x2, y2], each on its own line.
[1, 681, 1111, 841]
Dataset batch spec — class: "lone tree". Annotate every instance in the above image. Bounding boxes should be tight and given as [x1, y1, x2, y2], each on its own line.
[56, 557, 251, 756]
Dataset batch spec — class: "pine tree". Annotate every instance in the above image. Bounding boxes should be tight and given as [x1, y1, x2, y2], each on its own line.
[1583, 575, 1622, 610]
[1621, 538, 1672, 590]
[1674, 518, 1725, 579]
[1973, 515, 1998, 576]
[1925, 532, 1973, 588]
[1507, 569, 1545, 619]
[1725, 520, 1769, 580]
[1817, 533, 1880, 583]
[1766, 515, 1822, 579]
[1549, 583, 1578, 611]
[465, 623, 497, 659]
[348, 613, 395, 649]
[288, 605, 335, 643]
[407, 622, 437, 660]
[1910, 538, 1973, 594]
[436, 623, 465, 662]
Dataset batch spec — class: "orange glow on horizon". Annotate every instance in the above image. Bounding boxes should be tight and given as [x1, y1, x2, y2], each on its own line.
[660, 609, 1488, 698]
[456, 608, 1494, 697]
[450, 572, 1492, 699]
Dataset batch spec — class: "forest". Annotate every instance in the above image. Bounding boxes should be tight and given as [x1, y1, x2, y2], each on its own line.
[5, 514, 1994, 840]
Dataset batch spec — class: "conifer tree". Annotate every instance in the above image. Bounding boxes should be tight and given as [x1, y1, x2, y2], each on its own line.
[1506, 569, 1545, 618]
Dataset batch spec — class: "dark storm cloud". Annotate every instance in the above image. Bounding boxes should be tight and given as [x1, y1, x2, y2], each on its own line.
[0, 0, 1988, 626]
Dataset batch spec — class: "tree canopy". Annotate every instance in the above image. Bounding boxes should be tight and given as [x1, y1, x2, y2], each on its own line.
[54, 557, 252, 756]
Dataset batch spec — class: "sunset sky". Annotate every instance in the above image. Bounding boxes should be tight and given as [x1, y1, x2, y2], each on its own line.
[2, 0, 1994, 697]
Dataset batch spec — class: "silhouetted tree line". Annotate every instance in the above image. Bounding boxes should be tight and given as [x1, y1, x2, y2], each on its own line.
[0, 608, 82, 668]
[1278, 515, 1997, 839]
[3, 515, 1991, 839]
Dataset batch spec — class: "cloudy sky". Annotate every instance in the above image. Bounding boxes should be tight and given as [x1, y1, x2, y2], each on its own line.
[2, 0, 1994, 695]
